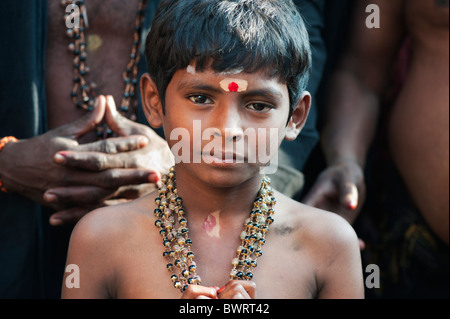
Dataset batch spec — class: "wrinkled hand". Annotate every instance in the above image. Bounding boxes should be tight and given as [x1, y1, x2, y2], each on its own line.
[55, 96, 173, 174]
[1, 97, 152, 206]
[45, 95, 174, 225]
[302, 160, 366, 225]
[0, 95, 172, 225]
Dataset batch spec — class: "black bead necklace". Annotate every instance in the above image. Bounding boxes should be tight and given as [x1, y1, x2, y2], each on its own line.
[62, 0, 148, 138]
[154, 167, 276, 293]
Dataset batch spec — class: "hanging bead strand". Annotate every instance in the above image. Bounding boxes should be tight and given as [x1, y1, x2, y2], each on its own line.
[62, 0, 148, 139]
[63, 0, 94, 112]
[119, 0, 147, 122]
[230, 176, 275, 281]
[154, 167, 276, 293]
[154, 168, 202, 293]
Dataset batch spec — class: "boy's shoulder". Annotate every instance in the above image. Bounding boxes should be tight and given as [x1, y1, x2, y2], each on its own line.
[269, 192, 363, 298]
[70, 192, 158, 249]
[273, 190, 358, 247]
[63, 192, 162, 297]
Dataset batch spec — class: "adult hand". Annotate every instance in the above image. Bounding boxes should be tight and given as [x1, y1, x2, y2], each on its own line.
[0, 97, 158, 222]
[302, 160, 366, 225]
[46, 95, 174, 225]
[51, 95, 173, 174]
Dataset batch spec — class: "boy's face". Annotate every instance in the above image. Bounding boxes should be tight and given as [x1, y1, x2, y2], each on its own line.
[141, 65, 310, 187]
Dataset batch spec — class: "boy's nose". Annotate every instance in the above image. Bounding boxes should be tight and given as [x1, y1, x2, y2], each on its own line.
[211, 105, 244, 142]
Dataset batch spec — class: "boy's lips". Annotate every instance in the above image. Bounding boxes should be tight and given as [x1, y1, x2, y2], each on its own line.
[201, 151, 245, 166]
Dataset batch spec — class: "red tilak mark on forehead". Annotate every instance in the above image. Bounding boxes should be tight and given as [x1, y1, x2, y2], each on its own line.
[228, 82, 239, 92]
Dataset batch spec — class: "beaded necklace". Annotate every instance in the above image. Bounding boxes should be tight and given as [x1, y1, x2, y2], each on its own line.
[154, 167, 276, 293]
[62, 0, 148, 138]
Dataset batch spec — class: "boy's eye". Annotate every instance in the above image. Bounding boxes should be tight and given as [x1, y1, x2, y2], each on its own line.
[189, 95, 213, 104]
[247, 103, 273, 113]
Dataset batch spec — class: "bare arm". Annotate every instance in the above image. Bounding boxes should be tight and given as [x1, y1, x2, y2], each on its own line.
[315, 214, 365, 299]
[61, 208, 116, 299]
[304, 0, 406, 223]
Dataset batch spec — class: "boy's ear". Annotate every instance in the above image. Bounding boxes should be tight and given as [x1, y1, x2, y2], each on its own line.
[284, 91, 311, 141]
[140, 73, 164, 128]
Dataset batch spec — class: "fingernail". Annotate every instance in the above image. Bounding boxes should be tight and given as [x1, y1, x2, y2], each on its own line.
[44, 193, 58, 203]
[217, 286, 226, 294]
[348, 198, 358, 210]
[54, 152, 67, 164]
[345, 194, 358, 210]
[50, 216, 63, 226]
[359, 239, 366, 251]
[345, 202, 357, 210]
[138, 137, 149, 148]
[148, 171, 161, 183]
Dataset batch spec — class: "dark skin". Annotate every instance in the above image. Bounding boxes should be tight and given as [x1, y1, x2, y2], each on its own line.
[0, 1, 173, 225]
[303, 0, 449, 244]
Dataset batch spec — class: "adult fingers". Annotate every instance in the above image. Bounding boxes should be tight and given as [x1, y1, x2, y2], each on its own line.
[44, 186, 113, 207]
[340, 182, 359, 211]
[76, 135, 149, 153]
[44, 184, 157, 208]
[302, 178, 336, 209]
[49, 207, 91, 226]
[104, 95, 152, 137]
[91, 169, 160, 188]
[54, 139, 150, 171]
[54, 151, 163, 174]
[52, 168, 160, 189]
[56, 95, 106, 139]
[334, 179, 365, 225]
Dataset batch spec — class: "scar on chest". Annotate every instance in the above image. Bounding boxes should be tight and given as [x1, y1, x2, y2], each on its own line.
[202, 211, 221, 239]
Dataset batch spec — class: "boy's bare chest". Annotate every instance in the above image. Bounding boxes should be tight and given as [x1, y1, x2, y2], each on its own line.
[115, 226, 317, 299]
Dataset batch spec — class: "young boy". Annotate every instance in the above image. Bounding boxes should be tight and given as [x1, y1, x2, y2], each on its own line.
[62, 0, 364, 299]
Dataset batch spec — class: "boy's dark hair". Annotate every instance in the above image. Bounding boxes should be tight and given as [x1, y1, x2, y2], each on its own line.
[145, 0, 311, 115]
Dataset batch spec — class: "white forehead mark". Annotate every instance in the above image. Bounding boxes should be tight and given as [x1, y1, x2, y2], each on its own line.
[219, 78, 248, 92]
[186, 65, 196, 75]
[218, 67, 244, 75]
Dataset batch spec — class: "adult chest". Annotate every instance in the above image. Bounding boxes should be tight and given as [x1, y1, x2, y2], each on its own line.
[45, 0, 141, 136]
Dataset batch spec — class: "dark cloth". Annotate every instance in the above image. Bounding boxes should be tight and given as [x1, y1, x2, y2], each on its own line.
[272, 0, 326, 198]
[0, 0, 49, 299]
[359, 162, 449, 299]
[0, 0, 162, 298]
[280, 0, 326, 173]
[0, 0, 325, 298]
[355, 33, 449, 299]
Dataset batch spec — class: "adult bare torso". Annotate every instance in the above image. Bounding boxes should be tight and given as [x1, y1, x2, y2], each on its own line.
[46, 0, 141, 142]
[388, 0, 449, 243]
